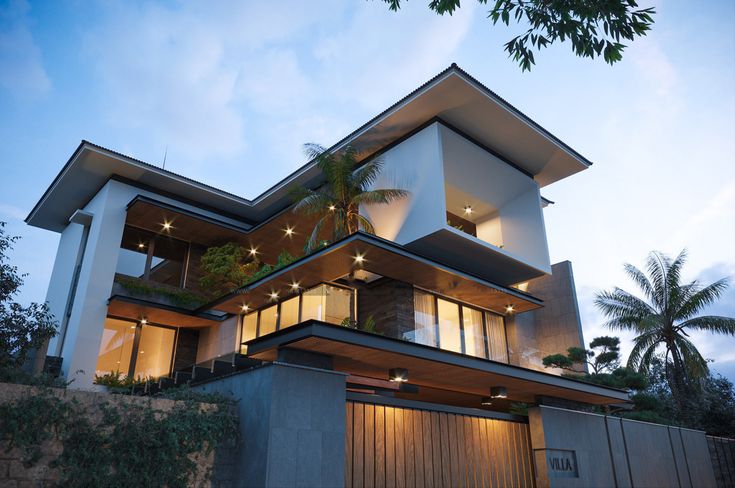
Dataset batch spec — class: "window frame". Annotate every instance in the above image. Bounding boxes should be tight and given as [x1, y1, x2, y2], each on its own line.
[117, 224, 192, 289]
[102, 315, 179, 379]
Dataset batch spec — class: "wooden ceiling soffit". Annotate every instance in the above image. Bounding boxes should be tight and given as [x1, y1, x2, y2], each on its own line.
[107, 295, 226, 328]
[206, 232, 542, 315]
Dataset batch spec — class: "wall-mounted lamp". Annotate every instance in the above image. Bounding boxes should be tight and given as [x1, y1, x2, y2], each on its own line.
[388, 368, 409, 383]
[490, 386, 508, 398]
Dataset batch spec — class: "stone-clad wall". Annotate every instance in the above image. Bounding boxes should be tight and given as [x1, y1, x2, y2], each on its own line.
[506, 261, 586, 373]
[0, 382, 233, 487]
[357, 278, 415, 339]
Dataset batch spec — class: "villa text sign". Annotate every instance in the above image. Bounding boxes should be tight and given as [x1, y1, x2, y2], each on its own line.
[536, 449, 579, 478]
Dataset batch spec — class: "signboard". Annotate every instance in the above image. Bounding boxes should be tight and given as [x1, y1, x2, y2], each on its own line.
[534, 449, 579, 478]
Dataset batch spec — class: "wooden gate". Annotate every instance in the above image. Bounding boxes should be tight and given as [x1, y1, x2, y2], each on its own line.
[346, 401, 535, 488]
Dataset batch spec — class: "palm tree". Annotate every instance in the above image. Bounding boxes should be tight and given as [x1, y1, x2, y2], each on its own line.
[595, 249, 735, 401]
[291, 143, 409, 251]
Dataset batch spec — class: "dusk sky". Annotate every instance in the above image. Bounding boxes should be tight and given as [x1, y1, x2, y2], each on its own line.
[1, 1, 734, 379]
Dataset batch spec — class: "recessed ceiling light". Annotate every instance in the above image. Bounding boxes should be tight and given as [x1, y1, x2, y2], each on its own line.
[162, 221, 172, 231]
[284, 226, 294, 236]
[463, 205, 473, 215]
[140, 318, 147, 325]
[490, 386, 508, 398]
[290, 281, 300, 290]
[328, 205, 336, 211]
[249, 247, 258, 256]
[388, 368, 409, 383]
[241, 304, 250, 312]
[269, 291, 279, 300]
[354, 253, 365, 264]
[137, 243, 145, 249]
[505, 304, 515, 314]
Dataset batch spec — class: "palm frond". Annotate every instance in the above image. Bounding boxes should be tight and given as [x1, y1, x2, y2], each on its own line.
[645, 251, 671, 310]
[293, 190, 333, 215]
[678, 315, 735, 335]
[673, 335, 709, 380]
[352, 189, 410, 206]
[675, 278, 730, 321]
[355, 214, 376, 234]
[595, 288, 656, 331]
[352, 158, 384, 190]
[623, 262, 656, 306]
[305, 216, 329, 253]
[627, 330, 661, 371]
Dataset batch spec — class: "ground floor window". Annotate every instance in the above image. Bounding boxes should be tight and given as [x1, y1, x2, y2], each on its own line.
[95, 317, 177, 379]
[413, 289, 509, 362]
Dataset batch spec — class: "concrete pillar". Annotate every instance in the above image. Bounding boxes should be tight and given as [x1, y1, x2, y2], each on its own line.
[194, 362, 347, 488]
[59, 181, 131, 387]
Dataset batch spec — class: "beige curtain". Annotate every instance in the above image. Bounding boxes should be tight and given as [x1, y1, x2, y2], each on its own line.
[485, 312, 508, 363]
[413, 290, 437, 347]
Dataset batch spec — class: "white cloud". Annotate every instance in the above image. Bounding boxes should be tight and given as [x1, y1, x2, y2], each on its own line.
[0, 0, 50, 99]
[0, 202, 26, 221]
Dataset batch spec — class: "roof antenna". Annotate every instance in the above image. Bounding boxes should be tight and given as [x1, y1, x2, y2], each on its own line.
[162, 145, 168, 170]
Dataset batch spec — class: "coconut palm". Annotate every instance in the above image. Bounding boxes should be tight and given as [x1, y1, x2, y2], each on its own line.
[291, 143, 409, 251]
[595, 249, 735, 400]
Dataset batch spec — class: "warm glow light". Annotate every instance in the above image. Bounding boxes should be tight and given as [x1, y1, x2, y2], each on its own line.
[481, 397, 493, 406]
[290, 281, 300, 291]
[328, 205, 336, 211]
[463, 205, 473, 215]
[249, 247, 258, 256]
[505, 304, 515, 314]
[269, 291, 279, 300]
[354, 253, 365, 264]
[389, 368, 409, 383]
[490, 386, 508, 398]
[137, 243, 145, 249]
[241, 304, 250, 312]
[284, 226, 294, 236]
[140, 318, 147, 325]
[162, 221, 172, 231]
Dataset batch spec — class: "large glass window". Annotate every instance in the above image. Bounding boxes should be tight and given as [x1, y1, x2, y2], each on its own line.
[437, 299, 462, 353]
[95, 318, 177, 379]
[411, 290, 508, 362]
[240, 283, 355, 344]
[116, 225, 189, 288]
[95, 318, 136, 376]
[462, 306, 487, 359]
[134, 325, 176, 379]
[412, 291, 438, 347]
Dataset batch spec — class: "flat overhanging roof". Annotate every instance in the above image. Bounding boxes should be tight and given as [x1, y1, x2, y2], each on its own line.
[107, 295, 226, 327]
[202, 231, 542, 316]
[246, 321, 629, 406]
[27, 64, 590, 233]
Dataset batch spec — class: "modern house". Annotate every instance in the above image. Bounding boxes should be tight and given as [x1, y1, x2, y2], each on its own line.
[26, 65, 717, 488]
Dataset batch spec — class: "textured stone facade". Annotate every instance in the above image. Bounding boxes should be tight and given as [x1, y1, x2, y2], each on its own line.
[357, 278, 415, 340]
[505, 261, 586, 373]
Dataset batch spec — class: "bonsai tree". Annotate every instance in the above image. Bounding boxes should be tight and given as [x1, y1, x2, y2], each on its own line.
[543, 336, 646, 390]
[199, 242, 261, 296]
[543, 336, 621, 374]
[291, 143, 408, 252]
[595, 249, 735, 401]
[0, 222, 57, 376]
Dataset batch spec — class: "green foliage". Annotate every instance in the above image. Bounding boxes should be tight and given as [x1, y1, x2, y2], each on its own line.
[0, 221, 57, 374]
[542, 335, 621, 374]
[199, 242, 261, 296]
[509, 402, 529, 416]
[246, 250, 299, 284]
[115, 275, 207, 309]
[291, 144, 409, 252]
[595, 249, 735, 402]
[381, 0, 655, 71]
[0, 387, 237, 487]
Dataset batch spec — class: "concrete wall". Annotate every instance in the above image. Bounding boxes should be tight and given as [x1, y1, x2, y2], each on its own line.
[506, 261, 585, 373]
[196, 316, 241, 363]
[529, 405, 717, 488]
[194, 362, 347, 488]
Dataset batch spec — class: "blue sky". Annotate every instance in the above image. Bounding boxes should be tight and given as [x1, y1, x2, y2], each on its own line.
[1, 0, 734, 379]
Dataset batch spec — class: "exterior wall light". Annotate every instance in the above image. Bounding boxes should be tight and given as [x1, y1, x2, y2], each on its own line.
[137, 242, 145, 249]
[490, 386, 508, 398]
[388, 368, 409, 383]
[481, 397, 493, 406]
[290, 281, 300, 291]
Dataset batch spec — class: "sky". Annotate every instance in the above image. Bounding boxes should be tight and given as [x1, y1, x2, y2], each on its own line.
[1, 0, 734, 379]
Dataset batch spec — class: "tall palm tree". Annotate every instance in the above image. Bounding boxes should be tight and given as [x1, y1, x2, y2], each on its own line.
[291, 143, 409, 251]
[595, 250, 735, 400]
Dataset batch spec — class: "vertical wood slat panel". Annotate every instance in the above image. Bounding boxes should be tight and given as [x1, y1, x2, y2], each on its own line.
[395, 405, 406, 488]
[346, 402, 353, 488]
[353, 402, 364, 488]
[422, 410, 435, 488]
[413, 408, 425, 488]
[431, 411, 442, 488]
[345, 401, 535, 488]
[374, 406, 386, 488]
[364, 403, 375, 488]
[386, 406, 396, 488]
